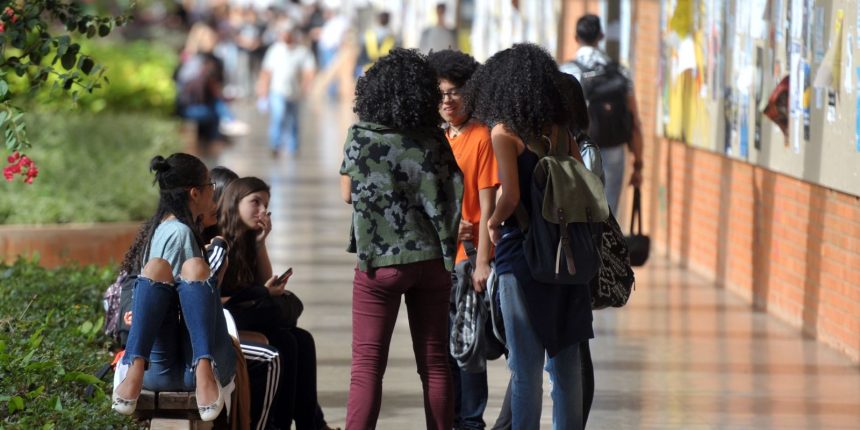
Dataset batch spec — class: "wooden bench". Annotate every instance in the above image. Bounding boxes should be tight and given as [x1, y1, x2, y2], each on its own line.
[134, 390, 229, 430]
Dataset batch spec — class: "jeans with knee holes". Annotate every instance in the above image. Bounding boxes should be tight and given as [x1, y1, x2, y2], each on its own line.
[122, 275, 236, 390]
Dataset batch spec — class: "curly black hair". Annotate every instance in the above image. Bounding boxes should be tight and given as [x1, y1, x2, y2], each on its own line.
[427, 49, 480, 88]
[465, 43, 570, 144]
[354, 48, 442, 130]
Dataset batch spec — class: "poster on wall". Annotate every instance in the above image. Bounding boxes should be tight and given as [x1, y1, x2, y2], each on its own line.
[857, 67, 860, 152]
[790, 0, 803, 40]
[740, 94, 750, 157]
[789, 42, 803, 153]
[813, 7, 825, 63]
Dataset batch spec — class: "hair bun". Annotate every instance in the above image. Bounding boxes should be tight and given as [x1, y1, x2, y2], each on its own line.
[150, 155, 170, 173]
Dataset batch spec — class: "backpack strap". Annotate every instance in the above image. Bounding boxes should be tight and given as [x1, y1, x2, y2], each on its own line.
[570, 59, 591, 74]
[514, 125, 572, 232]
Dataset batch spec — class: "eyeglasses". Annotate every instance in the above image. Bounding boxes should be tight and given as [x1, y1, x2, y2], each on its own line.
[441, 89, 462, 100]
[198, 182, 215, 189]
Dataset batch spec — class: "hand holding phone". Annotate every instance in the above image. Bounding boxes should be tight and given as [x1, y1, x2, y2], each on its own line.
[276, 267, 293, 284]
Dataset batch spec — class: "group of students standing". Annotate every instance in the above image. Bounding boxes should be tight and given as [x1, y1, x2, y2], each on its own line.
[338, 42, 609, 429]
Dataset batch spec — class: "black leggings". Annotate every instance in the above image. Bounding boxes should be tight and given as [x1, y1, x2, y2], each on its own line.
[227, 286, 326, 430]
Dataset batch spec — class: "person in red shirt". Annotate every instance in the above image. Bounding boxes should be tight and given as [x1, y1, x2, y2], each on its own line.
[428, 49, 499, 430]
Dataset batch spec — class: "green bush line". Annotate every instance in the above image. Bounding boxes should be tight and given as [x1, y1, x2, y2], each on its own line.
[0, 111, 183, 224]
[0, 259, 143, 429]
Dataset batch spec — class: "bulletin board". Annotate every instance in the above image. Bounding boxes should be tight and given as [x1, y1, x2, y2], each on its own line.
[659, 0, 860, 196]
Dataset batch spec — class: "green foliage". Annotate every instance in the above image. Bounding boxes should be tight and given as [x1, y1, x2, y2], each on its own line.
[0, 259, 144, 429]
[8, 39, 178, 115]
[0, 111, 182, 224]
[0, 1, 133, 155]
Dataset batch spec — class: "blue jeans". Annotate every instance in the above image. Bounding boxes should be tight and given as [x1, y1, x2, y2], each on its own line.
[268, 94, 300, 154]
[498, 273, 583, 430]
[180, 100, 234, 123]
[318, 45, 340, 99]
[452, 366, 488, 429]
[123, 276, 236, 390]
[601, 145, 626, 215]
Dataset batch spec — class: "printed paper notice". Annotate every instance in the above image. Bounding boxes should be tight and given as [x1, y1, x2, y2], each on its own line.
[857, 68, 860, 152]
[790, 0, 803, 40]
[790, 43, 804, 154]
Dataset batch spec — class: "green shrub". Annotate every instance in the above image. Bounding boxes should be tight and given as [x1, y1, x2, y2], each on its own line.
[0, 112, 182, 224]
[0, 259, 143, 429]
[9, 38, 179, 115]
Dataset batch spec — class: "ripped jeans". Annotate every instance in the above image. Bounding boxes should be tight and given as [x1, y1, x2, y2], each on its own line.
[122, 275, 236, 390]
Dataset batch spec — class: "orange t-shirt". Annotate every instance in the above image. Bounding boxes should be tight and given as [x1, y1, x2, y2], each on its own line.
[447, 122, 500, 263]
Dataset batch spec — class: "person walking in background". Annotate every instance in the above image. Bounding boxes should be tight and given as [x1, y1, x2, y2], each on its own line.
[339, 48, 463, 429]
[257, 20, 316, 158]
[468, 43, 594, 429]
[560, 14, 643, 214]
[355, 11, 397, 76]
[420, 3, 457, 54]
[428, 49, 497, 430]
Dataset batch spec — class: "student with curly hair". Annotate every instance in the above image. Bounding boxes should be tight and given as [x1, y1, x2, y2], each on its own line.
[428, 48, 498, 430]
[339, 48, 464, 429]
[466, 43, 593, 429]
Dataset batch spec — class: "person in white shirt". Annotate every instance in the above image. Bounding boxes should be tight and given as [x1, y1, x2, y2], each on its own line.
[559, 14, 643, 215]
[419, 3, 457, 54]
[257, 20, 316, 157]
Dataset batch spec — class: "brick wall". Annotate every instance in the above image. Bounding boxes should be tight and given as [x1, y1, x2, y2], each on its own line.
[650, 140, 860, 362]
[589, 0, 860, 362]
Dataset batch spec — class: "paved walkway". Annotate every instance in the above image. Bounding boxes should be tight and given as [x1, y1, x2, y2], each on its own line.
[216, 98, 860, 429]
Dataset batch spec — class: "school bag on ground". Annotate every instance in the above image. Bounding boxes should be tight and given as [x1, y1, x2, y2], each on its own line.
[572, 60, 634, 148]
[514, 126, 609, 285]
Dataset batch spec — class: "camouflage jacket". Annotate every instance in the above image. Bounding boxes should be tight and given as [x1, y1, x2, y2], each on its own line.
[340, 121, 464, 272]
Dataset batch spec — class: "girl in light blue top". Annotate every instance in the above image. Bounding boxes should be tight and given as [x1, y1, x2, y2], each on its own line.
[112, 153, 236, 422]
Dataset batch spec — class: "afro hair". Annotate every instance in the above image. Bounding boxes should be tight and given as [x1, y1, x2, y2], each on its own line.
[426, 49, 480, 88]
[465, 43, 570, 144]
[354, 48, 442, 130]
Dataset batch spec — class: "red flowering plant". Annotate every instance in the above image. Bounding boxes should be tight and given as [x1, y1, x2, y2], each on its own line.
[0, 1, 133, 184]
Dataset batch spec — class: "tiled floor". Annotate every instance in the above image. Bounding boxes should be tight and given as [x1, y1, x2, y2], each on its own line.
[216, 98, 860, 429]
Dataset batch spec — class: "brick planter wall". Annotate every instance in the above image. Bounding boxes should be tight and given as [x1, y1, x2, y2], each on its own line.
[0, 222, 139, 269]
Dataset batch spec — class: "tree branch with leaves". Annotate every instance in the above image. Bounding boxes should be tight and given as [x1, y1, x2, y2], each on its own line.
[1, 0, 133, 184]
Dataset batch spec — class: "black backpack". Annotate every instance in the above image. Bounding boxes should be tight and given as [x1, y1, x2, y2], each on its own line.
[572, 60, 634, 148]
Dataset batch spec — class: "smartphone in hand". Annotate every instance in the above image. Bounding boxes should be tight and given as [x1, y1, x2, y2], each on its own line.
[276, 267, 293, 284]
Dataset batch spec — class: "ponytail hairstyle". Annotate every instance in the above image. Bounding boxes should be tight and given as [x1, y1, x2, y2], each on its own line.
[218, 177, 271, 289]
[120, 153, 210, 274]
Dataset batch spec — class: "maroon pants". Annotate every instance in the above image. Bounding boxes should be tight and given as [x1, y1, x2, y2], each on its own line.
[346, 259, 454, 430]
